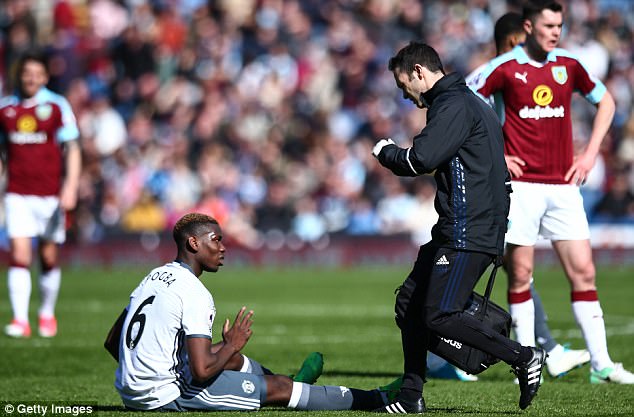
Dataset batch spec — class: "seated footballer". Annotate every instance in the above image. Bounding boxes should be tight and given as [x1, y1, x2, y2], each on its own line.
[104, 213, 400, 412]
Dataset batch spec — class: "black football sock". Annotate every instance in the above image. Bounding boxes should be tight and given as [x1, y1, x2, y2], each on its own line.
[398, 387, 423, 403]
[350, 388, 386, 410]
[514, 346, 534, 365]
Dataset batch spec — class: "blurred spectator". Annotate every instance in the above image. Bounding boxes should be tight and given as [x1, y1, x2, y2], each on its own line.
[376, 177, 418, 235]
[89, 0, 128, 41]
[121, 191, 167, 233]
[111, 26, 154, 81]
[592, 170, 634, 222]
[409, 177, 439, 246]
[254, 178, 295, 235]
[292, 196, 327, 242]
[346, 195, 380, 235]
[80, 88, 127, 157]
[1, 0, 38, 93]
[0, 0, 631, 246]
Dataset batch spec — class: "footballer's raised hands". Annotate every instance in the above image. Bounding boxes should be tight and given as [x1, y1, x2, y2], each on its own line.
[223, 306, 254, 351]
[186, 306, 254, 382]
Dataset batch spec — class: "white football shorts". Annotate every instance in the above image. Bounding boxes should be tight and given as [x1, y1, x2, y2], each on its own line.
[4, 193, 65, 243]
[505, 181, 590, 246]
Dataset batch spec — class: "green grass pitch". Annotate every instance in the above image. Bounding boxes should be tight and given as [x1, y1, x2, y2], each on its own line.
[0, 263, 632, 416]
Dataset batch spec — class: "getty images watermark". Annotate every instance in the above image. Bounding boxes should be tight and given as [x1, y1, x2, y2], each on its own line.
[2, 402, 98, 416]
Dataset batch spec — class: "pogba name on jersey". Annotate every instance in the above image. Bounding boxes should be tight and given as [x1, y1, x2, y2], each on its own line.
[518, 104, 565, 120]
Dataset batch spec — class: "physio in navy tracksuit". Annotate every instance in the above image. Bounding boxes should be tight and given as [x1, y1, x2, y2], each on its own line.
[372, 42, 546, 413]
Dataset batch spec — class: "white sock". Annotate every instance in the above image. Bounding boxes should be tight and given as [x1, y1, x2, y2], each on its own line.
[287, 381, 305, 409]
[547, 343, 565, 359]
[240, 355, 251, 373]
[508, 291, 536, 346]
[39, 267, 61, 318]
[8, 266, 32, 323]
[571, 294, 612, 371]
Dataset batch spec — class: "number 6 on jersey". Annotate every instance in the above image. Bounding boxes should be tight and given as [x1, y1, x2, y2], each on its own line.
[126, 296, 155, 349]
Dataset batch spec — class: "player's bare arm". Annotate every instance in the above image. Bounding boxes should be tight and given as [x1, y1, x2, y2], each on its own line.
[505, 155, 526, 178]
[210, 340, 249, 370]
[187, 306, 254, 382]
[60, 139, 81, 211]
[104, 308, 127, 362]
[565, 91, 615, 185]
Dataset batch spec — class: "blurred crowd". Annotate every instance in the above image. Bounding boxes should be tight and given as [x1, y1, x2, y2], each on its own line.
[0, 0, 633, 249]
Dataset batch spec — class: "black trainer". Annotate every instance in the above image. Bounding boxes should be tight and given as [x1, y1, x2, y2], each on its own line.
[373, 398, 426, 414]
[513, 347, 547, 410]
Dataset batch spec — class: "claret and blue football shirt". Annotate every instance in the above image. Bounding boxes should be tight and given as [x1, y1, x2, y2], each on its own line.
[476, 45, 607, 184]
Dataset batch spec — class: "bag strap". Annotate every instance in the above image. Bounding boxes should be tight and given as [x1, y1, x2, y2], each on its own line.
[481, 255, 504, 313]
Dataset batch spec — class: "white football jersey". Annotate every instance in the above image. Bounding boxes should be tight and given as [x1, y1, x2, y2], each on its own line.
[115, 262, 216, 410]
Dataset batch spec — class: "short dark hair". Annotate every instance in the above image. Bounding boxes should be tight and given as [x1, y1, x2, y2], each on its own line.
[17, 50, 49, 76]
[173, 213, 218, 249]
[388, 42, 445, 77]
[494, 12, 524, 50]
[522, 0, 563, 23]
